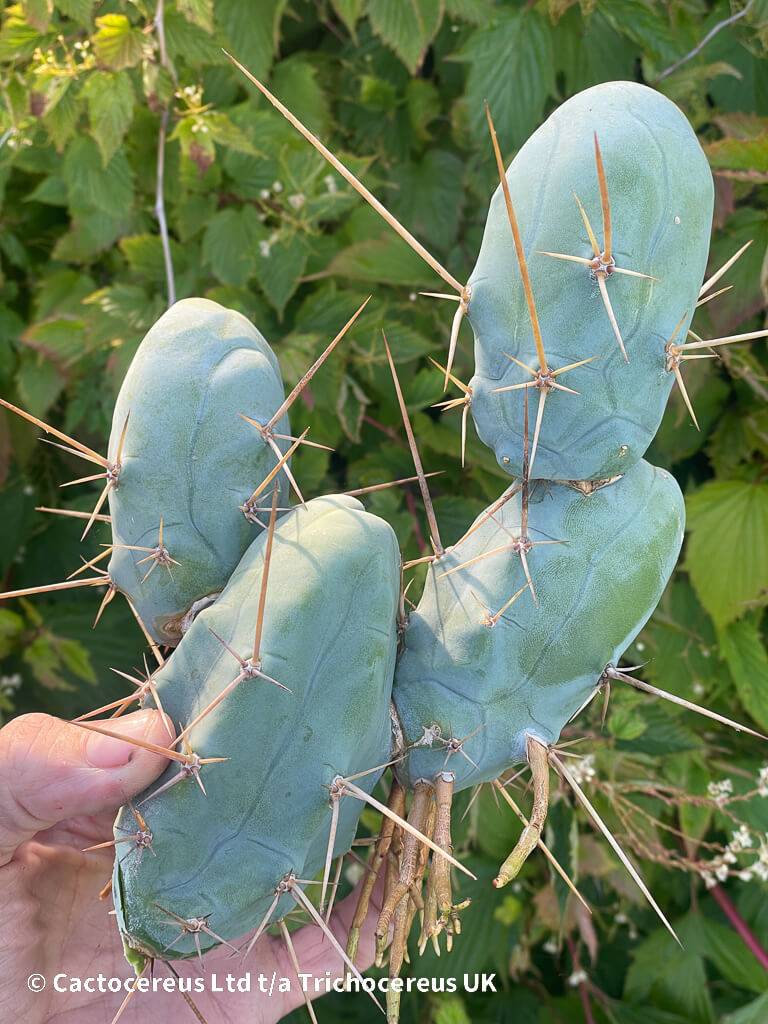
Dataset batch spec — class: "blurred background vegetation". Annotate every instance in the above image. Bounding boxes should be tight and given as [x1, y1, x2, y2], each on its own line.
[0, 0, 767, 1021]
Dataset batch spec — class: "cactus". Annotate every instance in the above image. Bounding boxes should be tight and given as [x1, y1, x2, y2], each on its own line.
[468, 82, 714, 481]
[106, 297, 291, 645]
[104, 494, 400, 966]
[393, 459, 685, 792]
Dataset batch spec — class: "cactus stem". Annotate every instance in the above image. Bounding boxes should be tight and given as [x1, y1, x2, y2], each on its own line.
[383, 331, 444, 556]
[456, 483, 523, 547]
[138, 740, 229, 805]
[537, 251, 656, 281]
[699, 239, 752, 297]
[347, 780, 406, 965]
[607, 666, 767, 739]
[345, 471, 443, 498]
[85, 805, 154, 863]
[60, 471, 108, 488]
[125, 595, 166, 667]
[0, 575, 109, 600]
[279, 920, 320, 1023]
[439, 728, 483, 774]
[226, 52, 463, 297]
[695, 284, 733, 308]
[36, 505, 111, 524]
[492, 776, 590, 912]
[339, 776, 475, 879]
[0, 396, 109, 467]
[428, 357, 472, 465]
[485, 102, 548, 375]
[549, 750, 680, 946]
[240, 429, 308, 517]
[438, 537, 559, 581]
[68, 548, 113, 579]
[493, 737, 549, 887]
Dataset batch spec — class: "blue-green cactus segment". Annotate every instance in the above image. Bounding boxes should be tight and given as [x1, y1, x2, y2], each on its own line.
[112, 494, 400, 962]
[107, 297, 290, 645]
[393, 460, 684, 791]
[468, 81, 713, 481]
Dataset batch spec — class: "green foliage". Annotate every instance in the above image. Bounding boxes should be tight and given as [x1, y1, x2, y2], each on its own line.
[0, 1, 767, 1021]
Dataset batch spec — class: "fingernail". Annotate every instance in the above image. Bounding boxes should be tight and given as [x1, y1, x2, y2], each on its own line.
[85, 711, 159, 769]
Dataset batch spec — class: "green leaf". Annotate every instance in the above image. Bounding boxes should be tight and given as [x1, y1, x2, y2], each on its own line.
[0, 10, 46, 60]
[22, 317, 88, 367]
[164, 7, 223, 65]
[719, 616, 768, 732]
[271, 56, 331, 136]
[336, 373, 369, 442]
[216, 0, 288, 81]
[177, 0, 213, 32]
[202, 206, 265, 287]
[698, 916, 768, 995]
[444, 0, 495, 24]
[369, 0, 443, 74]
[458, 8, 555, 149]
[324, 237, 439, 288]
[686, 480, 768, 627]
[254, 233, 308, 315]
[724, 992, 768, 1024]
[82, 71, 134, 165]
[92, 13, 146, 71]
[54, 0, 93, 24]
[0, 608, 24, 658]
[23, 0, 51, 32]
[15, 351, 64, 418]
[331, 0, 365, 38]
[388, 150, 464, 252]
[625, 919, 715, 1024]
[62, 135, 134, 215]
[705, 135, 768, 179]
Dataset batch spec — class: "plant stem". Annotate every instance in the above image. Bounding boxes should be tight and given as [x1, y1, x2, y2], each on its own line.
[711, 884, 768, 972]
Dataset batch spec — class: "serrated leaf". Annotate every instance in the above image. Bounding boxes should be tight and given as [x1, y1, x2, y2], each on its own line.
[177, 0, 213, 32]
[698, 916, 768, 995]
[324, 237, 439, 287]
[163, 7, 223, 65]
[336, 373, 369, 442]
[92, 13, 146, 71]
[216, 0, 288, 81]
[23, 0, 51, 32]
[724, 992, 768, 1024]
[54, 0, 93, 24]
[271, 56, 331, 136]
[369, 0, 443, 74]
[388, 149, 464, 252]
[15, 351, 64, 418]
[202, 206, 265, 287]
[0, 10, 46, 60]
[444, 0, 495, 23]
[82, 70, 134, 165]
[719, 616, 768, 732]
[22, 317, 88, 367]
[625, 918, 715, 1024]
[255, 233, 308, 315]
[331, 0, 364, 38]
[62, 135, 134, 215]
[458, 8, 555, 149]
[686, 480, 768, 627]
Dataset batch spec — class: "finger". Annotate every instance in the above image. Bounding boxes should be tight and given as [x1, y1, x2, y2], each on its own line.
[0, 709, 173, 866]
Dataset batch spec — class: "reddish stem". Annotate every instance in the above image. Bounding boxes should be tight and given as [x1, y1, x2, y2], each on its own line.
[711, 885, 768, 972]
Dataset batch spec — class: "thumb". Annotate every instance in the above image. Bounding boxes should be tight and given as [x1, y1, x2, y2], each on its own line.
[0, 709, 173, 866]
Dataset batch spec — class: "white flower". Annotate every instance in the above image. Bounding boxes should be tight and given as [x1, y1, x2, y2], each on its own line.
[259, 188, 270, 199]
[542, 939, 558, 954]
[757, 765, 768, 798]
[323, 174, 337, 194]
[272, 180, 283, 193]
[729, 825, 752, 851]
[700, 870, 717, 889]
[708, 778, 733, 807]
[258, 241, 271, 258]
[568, 970, 587, 988]
[692, 681, 705, 697]
[287, 193, 305, 211]
[569, 754, 596, 786]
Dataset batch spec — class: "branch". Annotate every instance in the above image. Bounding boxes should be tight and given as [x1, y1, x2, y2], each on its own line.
[154, 0, 176, 308]
[654, 0, 754, 83]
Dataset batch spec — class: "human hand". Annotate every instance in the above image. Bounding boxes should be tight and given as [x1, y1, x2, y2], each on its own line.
[0, 710, 381, 1024]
